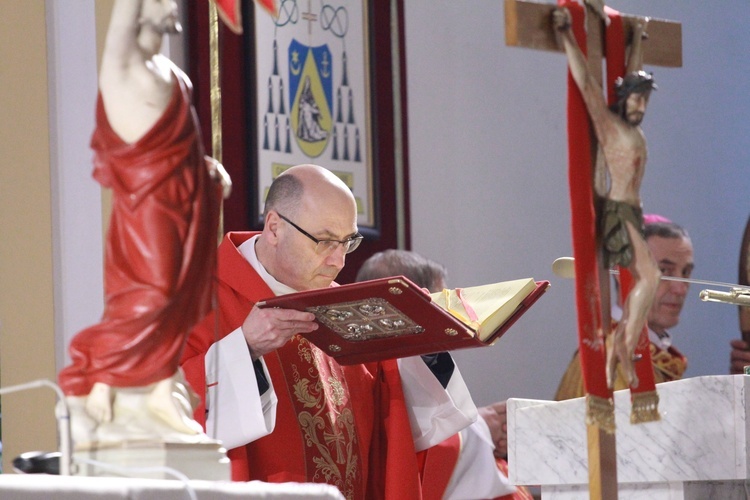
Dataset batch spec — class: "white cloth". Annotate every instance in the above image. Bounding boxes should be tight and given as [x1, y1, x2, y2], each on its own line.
[205, 235, 477, 452]
[0, 475, 346, 500]
[443, 416, 517, 500]
[397, 356, 476, 452]
[204, 328, 276, 449]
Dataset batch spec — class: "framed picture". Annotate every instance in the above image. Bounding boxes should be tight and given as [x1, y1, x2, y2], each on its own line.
[247, 0, 376, 228]
[188, 0, 409, 283]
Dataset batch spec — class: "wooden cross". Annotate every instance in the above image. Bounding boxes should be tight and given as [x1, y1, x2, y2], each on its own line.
[504, 1, 681, 498]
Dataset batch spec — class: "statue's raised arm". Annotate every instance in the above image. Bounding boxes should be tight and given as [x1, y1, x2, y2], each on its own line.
[99, 0, 180, 143]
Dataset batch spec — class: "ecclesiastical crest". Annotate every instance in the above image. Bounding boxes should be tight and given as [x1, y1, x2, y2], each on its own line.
[253, 0, 374, 227]
[289, 41, 333, 157]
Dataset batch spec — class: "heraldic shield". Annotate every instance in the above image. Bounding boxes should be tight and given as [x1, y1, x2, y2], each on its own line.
[289, 39, 333, 158]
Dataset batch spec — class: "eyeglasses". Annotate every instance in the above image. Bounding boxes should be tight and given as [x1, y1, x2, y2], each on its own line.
[277, 213, 363, 255]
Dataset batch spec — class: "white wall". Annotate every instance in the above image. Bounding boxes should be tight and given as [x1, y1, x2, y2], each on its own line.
[46, 0, 103, 371]
[405, 0, 750, 405]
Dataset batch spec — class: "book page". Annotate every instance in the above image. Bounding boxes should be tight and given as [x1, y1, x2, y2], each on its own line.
[430, 278, 537, 341]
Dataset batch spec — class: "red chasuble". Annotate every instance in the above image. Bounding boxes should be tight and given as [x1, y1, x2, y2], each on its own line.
[181, 232, 423, 499]
[59, 68, 221, 396]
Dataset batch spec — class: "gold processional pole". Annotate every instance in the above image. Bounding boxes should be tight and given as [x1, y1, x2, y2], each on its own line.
[208, 1, 224, 240]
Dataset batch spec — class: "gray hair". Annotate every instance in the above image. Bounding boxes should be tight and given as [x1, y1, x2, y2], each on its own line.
[356, 249, 447, 292]
[263, 173, 303, 218]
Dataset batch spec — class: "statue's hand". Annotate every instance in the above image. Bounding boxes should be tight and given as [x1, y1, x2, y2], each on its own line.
[633, 17, 650, 41]
[551, 7, 572, 32]
[583, 0, 607, 23]
[206, 156, 232, 199]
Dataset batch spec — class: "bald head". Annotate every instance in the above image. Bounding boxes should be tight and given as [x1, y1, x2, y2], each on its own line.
[257, 165, 359, 290]
[264, 164, 355, 219]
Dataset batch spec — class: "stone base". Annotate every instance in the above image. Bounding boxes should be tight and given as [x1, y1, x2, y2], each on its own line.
[508, 376, 750, 500]
[73, 440, 230, 480]
[542, 480, 750, 500]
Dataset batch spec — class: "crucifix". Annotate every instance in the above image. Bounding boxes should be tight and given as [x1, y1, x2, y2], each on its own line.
[505, 0, 681, 498]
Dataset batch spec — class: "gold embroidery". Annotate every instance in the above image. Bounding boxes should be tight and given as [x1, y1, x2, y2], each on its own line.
[293, 378, 318, 408]
[651, 343, 687, 382]
[297, 337, 314, 364]
[291, 337, 359, 499]
[327, 376, 346, 407]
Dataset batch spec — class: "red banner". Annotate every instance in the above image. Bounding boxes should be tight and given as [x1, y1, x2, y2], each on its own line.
[212, 0, 278, 34]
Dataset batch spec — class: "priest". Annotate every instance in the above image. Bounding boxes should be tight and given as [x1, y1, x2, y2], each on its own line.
[181, 164, 478, 498]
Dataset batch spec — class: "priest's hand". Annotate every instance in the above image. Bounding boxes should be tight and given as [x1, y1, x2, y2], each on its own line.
[730, 338, 750, 374]
[241, 305, 318, 360]
[478, 400, 508, 459]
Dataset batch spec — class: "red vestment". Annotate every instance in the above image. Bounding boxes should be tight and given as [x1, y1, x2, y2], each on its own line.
[181, 232, 423, 499]
[59, 68, 220, 395]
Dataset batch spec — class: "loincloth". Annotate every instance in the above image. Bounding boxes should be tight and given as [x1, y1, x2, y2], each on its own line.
[601, 199, 644, 268]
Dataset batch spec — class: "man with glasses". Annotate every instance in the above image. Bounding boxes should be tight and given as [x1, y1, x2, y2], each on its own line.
[181, 164, 478, 497]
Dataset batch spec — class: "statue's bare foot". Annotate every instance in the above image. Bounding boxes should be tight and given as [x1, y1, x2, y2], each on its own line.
[65, 396, 99, 449]
[85, 382, 114, 423]
[607, 329, 639, 389]
[146, 377, 203, 435]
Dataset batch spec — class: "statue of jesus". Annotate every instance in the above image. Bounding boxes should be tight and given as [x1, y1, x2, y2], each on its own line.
[553, 4, 661, 389]
[58, 0, 229, 446]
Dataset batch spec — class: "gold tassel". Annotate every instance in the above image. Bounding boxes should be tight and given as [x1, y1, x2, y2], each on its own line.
[630, 390, 661, 424]
[585, 394, 616, 434]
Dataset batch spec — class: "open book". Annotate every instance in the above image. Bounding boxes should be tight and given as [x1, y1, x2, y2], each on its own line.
[430, 278, 539, 342]
[257, 276, 549, 365]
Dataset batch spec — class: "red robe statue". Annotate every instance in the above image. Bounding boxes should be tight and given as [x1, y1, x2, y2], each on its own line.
[59, 68, 220, 396]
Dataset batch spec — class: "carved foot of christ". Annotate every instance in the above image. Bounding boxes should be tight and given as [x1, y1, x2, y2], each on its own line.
[85, 382, 115, 423]
[606, 325, 640, 390]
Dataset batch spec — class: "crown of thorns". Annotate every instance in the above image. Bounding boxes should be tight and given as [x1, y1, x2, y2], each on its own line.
[614, 70, 657, 98]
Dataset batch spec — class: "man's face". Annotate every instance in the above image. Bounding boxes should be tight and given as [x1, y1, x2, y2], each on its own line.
[624, 92, 649, 126]
[273, 193, 358, 292]
[646, 235, 694, 334]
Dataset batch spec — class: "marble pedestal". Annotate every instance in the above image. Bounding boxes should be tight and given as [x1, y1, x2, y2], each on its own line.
[74, 440, 230, 480]
[507, 375, 750, 499]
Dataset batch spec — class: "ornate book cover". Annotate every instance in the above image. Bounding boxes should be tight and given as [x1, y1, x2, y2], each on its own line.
[257, 276, 549, 365]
